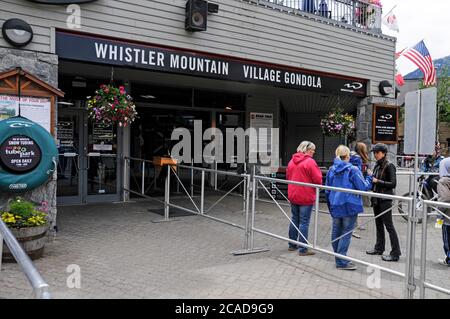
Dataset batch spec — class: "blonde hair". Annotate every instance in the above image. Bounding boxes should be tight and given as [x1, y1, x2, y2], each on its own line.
[297, 141, 316, 153]
[335, 145, 350, 160]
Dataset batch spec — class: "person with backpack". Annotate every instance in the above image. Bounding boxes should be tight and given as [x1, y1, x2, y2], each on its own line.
[326, 145, 372, 270]
[436, 158, 450, 267]
[366, 143, 401, 262]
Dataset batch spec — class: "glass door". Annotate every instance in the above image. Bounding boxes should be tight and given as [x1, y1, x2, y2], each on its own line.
[57, 109, 84, 205]
[57, 108, 122, 204]
[86, 122, 121, 202]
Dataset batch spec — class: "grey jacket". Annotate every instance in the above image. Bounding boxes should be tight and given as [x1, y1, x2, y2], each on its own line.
[436, 177, 450, 225]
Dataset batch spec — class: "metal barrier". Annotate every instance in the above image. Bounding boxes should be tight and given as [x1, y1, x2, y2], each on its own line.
[420, 200, 450, 298]
[121, 157, 450, 298]
[396, 156, 426, 169]
[250, 174, 419, 298]
[0, 220, 51, 299]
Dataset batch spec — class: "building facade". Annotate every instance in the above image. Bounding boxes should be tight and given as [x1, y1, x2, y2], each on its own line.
[0, 0, 397, 227]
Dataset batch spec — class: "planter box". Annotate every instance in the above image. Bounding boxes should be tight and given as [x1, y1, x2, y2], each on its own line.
[2, 225, 48, 262]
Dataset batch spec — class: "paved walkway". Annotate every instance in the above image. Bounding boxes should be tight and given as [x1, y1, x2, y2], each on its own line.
[0, 191, 449, 299]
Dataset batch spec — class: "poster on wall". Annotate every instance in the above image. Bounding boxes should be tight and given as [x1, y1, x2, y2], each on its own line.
[0, 95, 51, 132]
[372, 105, 398, 144]
[249, 112, 273, 154]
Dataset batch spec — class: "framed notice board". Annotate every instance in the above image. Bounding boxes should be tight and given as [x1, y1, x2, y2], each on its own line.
[372, 104, 398, 144]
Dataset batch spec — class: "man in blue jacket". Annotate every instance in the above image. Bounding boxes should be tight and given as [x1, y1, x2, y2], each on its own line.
[326, 145, 373, 270]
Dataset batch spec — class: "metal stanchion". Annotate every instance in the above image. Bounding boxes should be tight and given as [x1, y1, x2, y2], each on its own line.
[313, 187, 320, 248]
[153, 164, 176, 223]
[404, 199, 418, 299]
[232, 174, 269, 255]
[122, 157, 128, 203]
[214, 161, 218, 191]
[191, 159, 194, 198]
[141, 161, 146, 195]
[201, 171, 205, 215]
[164, 164, 171, 221]
[419, 201, 429, 299]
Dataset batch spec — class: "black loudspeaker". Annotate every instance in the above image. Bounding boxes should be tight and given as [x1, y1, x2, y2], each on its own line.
[185, 0, 208, 32]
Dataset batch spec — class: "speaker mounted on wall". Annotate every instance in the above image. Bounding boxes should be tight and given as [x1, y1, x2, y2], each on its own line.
[185, 0, 208, 32]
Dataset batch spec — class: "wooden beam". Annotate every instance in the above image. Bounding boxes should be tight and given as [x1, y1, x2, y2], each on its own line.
[3, 78, 16, 89]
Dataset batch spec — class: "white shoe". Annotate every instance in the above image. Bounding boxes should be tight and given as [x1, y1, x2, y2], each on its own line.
[438, 259, 450, 266]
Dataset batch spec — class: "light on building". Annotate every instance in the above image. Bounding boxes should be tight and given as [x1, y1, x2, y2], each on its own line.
[2, 19, 33, 48]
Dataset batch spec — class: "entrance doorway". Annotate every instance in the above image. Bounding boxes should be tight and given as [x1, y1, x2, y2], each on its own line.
[57, 107, 122, 205]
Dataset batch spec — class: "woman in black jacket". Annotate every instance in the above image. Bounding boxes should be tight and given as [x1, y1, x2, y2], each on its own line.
[366, 144, 401, 262]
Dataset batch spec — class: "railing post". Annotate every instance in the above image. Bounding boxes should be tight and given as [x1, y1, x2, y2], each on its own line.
[243, 174, 251, 250]
[214, 161, 218, 191]
[251, 172, 257, 250]
[404, 199, 417, 299]
[122, 157, 127, 202]
[419, 201, 429, 299]
[191, 159, 194, 198]
[201, 171, 205, 215]
[313, 187, 320, 248]
[164, 164, 171, 221]
[141, 161, 146, 195]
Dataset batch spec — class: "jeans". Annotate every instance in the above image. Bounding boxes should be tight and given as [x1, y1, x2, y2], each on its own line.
[289, 204, 313, 253]
[443, 224, 450, 264]
[331, 215, 358, 267]
[373, 201, 401, 257]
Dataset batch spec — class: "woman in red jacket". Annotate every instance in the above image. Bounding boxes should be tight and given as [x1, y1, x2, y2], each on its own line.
[286, 141, 323, 255]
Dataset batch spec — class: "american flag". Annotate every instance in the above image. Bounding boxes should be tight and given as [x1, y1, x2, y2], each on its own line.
[401, 41, 436, 86]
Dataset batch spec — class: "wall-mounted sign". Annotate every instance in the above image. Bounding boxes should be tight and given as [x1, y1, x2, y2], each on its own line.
[26, 0, 98, 4]
[372, 105, 398, 145]
[0, 95, 51, 132]
[0, 117, 58, 193]
[0, 135, 42, 173]
[56, 30, 368, 97]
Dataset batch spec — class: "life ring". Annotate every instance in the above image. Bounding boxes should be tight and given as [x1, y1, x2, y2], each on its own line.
[0, 116, 57, 193]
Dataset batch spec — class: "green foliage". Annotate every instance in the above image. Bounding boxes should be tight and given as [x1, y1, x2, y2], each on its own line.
[437, 66, 450, 122]
[1, 197, 48, 228]
[9, 197, 35, 219]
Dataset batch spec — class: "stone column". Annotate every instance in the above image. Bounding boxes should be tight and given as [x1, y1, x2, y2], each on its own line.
[0, 48, 59, 239]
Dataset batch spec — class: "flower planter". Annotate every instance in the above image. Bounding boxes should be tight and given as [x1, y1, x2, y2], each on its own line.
[2, 225, 48, 262]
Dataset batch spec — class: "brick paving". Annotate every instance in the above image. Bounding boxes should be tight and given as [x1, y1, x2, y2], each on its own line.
[1, 184, 449, 299]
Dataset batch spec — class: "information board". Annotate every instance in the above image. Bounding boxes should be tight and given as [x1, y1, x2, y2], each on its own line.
[372, 105, 398, 144]
[0, 95, 51, 132]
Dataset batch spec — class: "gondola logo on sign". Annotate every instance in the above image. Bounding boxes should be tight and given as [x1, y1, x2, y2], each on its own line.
[341, 82, 364, 93]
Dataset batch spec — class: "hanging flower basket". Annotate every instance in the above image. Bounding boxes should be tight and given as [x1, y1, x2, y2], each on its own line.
[320, 107, 356, 139]
[87, 84, 137, 127]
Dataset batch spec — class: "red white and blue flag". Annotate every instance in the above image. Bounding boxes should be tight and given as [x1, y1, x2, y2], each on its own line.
[400, 41, 436, 86]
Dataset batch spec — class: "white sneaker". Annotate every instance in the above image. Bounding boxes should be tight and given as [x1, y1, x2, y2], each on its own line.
[438, 259, 450, 267]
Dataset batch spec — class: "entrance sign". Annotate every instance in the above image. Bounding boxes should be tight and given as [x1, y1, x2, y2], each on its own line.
[0, 95, 51, 132]
[0, 135, 42, 173]
[404, 88, 437, 155]
[56, 30, 368, 97]
[372, 105, 398, 144]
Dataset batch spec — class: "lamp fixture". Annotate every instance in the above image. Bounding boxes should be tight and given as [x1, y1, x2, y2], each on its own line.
[379, 80, 394, 96]
[2, 19, 33, 48]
